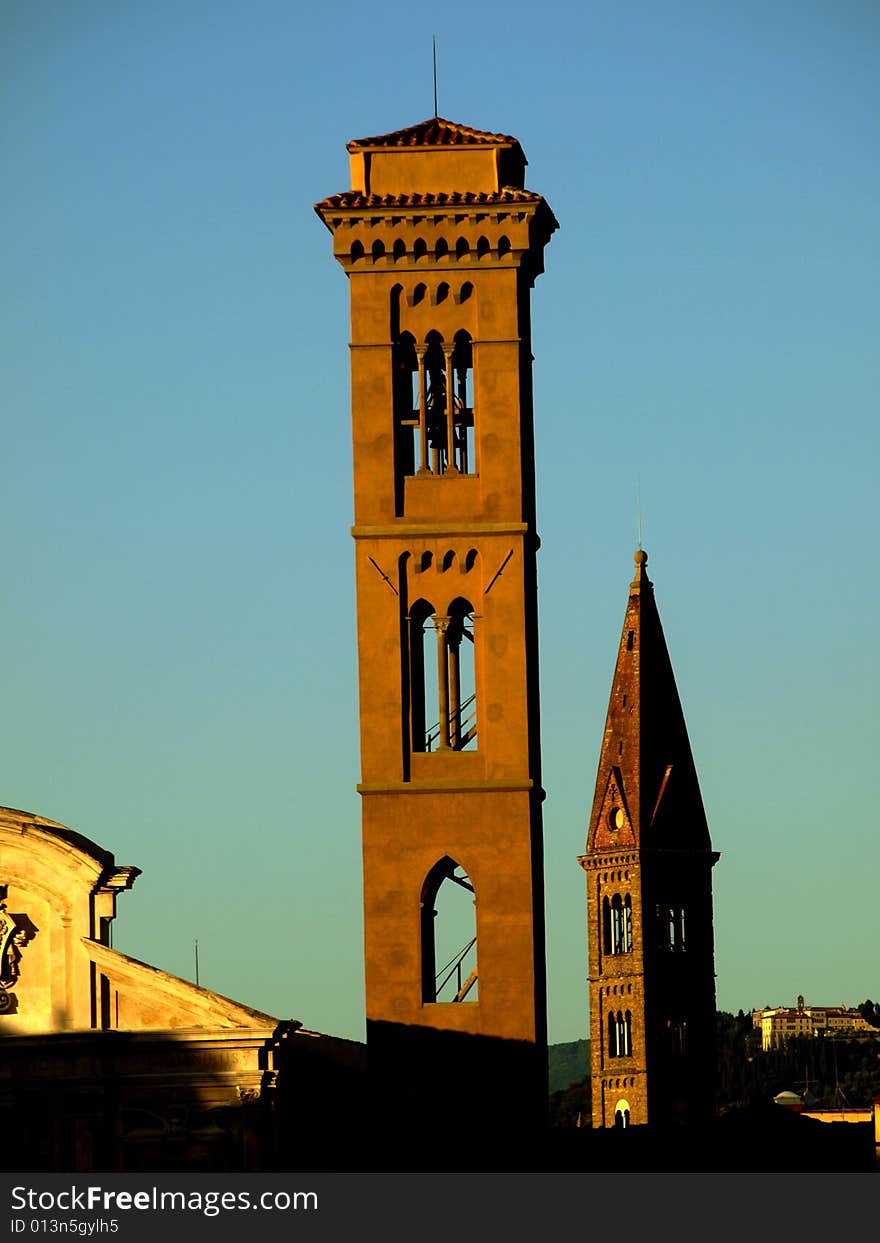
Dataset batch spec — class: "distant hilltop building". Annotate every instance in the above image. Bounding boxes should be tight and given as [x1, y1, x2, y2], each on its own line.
[753, 994, 876, 1050]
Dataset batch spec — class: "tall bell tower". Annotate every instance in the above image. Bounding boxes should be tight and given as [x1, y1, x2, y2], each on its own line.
[579, 551, 720, 1130]
[315, 117, 557, 1130]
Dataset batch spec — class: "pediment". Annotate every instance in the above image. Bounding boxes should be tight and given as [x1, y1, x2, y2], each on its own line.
[589, 767, 637, 852]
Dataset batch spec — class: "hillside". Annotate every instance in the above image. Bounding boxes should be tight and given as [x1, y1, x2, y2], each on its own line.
[548, 1039, 590, 1093]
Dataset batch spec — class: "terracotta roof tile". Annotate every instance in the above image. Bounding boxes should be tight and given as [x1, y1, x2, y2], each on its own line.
[346, 117, 520, 151]
[315, 188, 543, 212]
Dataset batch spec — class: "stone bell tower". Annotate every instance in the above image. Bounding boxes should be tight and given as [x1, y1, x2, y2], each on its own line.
[579, 551, 720, 1129]
[315, 117, 557, 1129]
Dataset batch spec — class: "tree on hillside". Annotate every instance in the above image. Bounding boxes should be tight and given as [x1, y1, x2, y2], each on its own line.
[857, 999, 880, 1029]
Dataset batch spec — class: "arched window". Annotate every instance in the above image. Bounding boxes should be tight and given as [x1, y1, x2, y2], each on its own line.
[350, 240, 364, 263]
[608, 1011, 618, 1058]
[392, 238, 406, 261]
[458, 281, 473, 303]
[666, 1019, 687, 1056]
[476, 235, 490, 259]
[608, 1011, 632, 1059]
[498, 235, 511, 258]
[455, 237, 470, 259]
[614, 1101, 631, 1128]
[611, 894, 624, 954]
[421, 856, 477, 1003]
[657, 903, 687, 952]
[605, 892, 632, 955]
[435, 237, 449, 260]
[371, 239, 386, 262]
[413, 237, 428, 261]
[410, 596, 478, 753]
[435, 282, 450, 305]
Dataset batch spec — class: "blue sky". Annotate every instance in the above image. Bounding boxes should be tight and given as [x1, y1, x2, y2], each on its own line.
[2, 1, 878, 1044]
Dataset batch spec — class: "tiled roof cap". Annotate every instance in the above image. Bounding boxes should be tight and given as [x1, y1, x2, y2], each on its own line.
[347, 117, 521, 152]
[315, 188, 543, 212]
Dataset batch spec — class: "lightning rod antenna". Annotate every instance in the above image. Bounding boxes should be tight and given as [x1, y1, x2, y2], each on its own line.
[194, 938, 200, 987]
[637, 476, 643, 550]
[433, 36, 438, 117]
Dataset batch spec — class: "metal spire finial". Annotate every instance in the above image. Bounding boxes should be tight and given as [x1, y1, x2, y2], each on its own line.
[433, 36, 438, 117]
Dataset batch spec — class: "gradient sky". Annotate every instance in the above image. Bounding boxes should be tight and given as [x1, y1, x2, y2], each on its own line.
[3, 1, 878, 1045]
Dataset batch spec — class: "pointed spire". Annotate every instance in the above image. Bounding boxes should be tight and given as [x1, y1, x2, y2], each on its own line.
[587, 549, 711, 854]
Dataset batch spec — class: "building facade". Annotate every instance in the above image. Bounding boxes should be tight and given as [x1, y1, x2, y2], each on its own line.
[0, 805, 359, 1171]
[753, 995, 876, 1050]
[315, 117, 557, 1128]
[579, 551, 720, 1128]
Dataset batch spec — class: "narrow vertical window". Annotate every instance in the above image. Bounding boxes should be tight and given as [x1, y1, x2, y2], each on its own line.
[409, 599, 437, 753]
[393, 330, 418, 510]
[611, 894, 624, 954]
[445, 597, 476, 750]
[424, 331, 447, 474]
[412, 599, 478, 753]
[451, 330, 474, 473]
[608, 1011, 618, 1058]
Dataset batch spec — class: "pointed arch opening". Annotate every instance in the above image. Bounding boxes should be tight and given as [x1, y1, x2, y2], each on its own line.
[420, 857, 478, 1004]
[614, 1100, 631, 1128]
